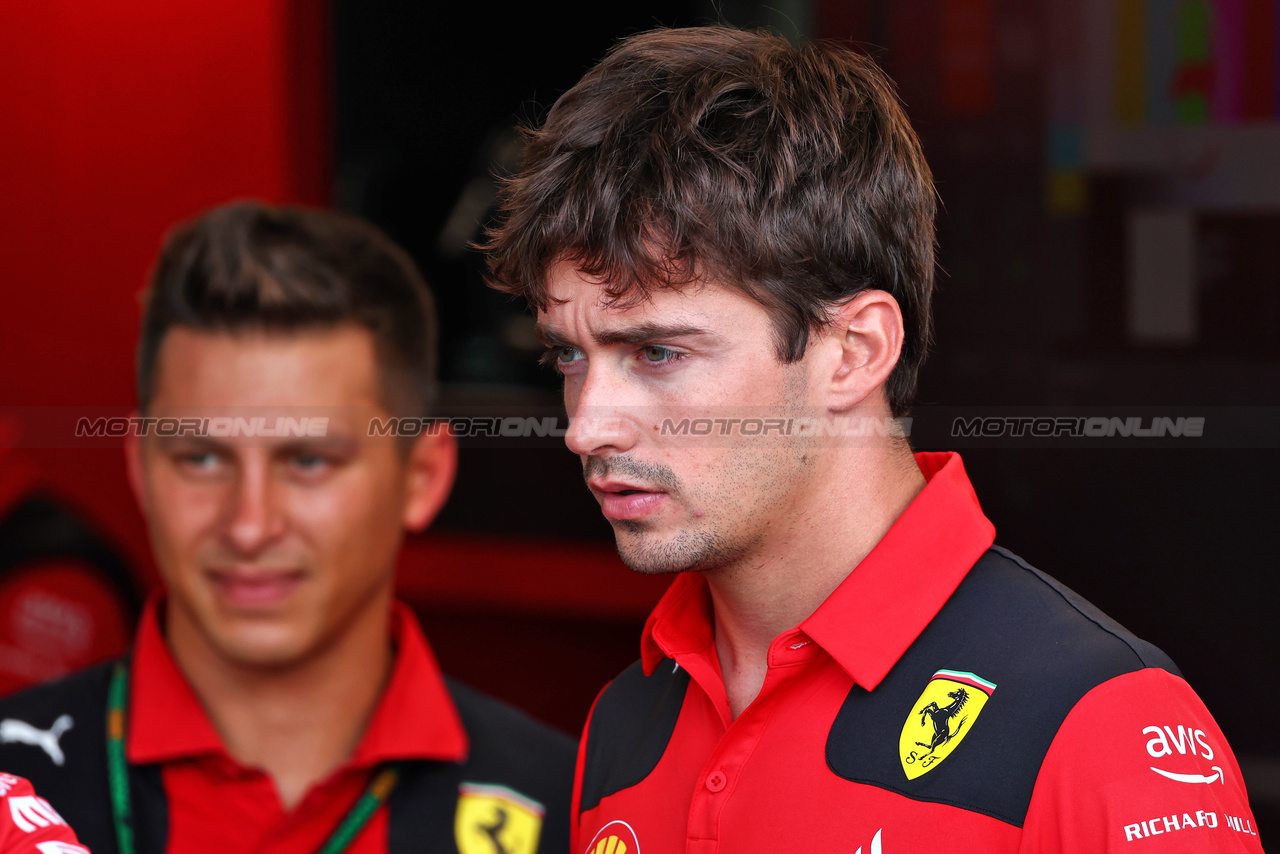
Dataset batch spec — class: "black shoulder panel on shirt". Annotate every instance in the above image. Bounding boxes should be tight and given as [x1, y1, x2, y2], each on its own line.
[826, 546, 1180, 827]
[579, 658, 689, 814]
[389, 678, 576, 854]
[0, 660, 169, 854]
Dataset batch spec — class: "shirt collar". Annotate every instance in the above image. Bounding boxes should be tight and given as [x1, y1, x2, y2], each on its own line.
[640, 570, 715, 675]
[640, 451, 995, 691]
[128, 598, 469, 765]
[126, 597, 223, 762]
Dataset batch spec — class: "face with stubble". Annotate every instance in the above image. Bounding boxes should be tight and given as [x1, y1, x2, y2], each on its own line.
[537, 262, 827, 575]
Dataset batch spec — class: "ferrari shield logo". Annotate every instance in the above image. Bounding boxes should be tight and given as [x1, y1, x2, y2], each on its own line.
[899, 669, 996, 780]
[455, 783, 544, 854]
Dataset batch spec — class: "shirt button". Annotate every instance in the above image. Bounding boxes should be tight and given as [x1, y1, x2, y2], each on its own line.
[705, 770, 727, 792]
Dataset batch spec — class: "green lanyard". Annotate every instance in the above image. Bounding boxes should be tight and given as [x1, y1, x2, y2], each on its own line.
[107, 662, 401, 854]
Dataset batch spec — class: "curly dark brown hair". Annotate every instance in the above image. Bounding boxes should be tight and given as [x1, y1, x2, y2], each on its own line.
[483, 26, 936, 415]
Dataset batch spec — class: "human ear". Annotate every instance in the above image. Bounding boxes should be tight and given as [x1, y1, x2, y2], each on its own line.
[124, 417, 151, 516]
[401, 425, 458, 532]
[824, 289, 904, 412]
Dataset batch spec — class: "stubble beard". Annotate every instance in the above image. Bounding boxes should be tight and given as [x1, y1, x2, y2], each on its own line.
[586, 367, 813, 575]
[586, 454, 762, 575]
[584, 453, 746, 574]
[612, 519, 751, 575]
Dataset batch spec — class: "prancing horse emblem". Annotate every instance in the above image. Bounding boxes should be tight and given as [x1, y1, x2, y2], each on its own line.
[0, 715, 74, 766]
[916, 687, 969, 754]
[454, 783, 545, 854]
[898, 670, 996, 780]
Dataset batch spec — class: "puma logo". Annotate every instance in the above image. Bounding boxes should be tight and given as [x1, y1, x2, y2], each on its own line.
[0, 715, 74, 766]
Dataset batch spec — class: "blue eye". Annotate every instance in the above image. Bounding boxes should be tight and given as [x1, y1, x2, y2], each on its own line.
[180, 451, 221, 471]
[641, 345, 681, 364]
[290, 453, 328, 472]
[542, 347, 583, 372]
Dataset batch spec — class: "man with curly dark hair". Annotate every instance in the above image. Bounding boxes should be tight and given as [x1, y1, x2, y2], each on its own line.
[486, 26, 1261, 853]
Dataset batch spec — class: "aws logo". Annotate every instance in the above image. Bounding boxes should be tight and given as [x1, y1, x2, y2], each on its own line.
[899, 669, 996, 780]
[1144, 724, 1225, 785]
[584, 820, 641, 854]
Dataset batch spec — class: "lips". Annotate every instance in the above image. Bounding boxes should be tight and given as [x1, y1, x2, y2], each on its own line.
[589, 479, 669, 521]
[207, 568, 305, 608]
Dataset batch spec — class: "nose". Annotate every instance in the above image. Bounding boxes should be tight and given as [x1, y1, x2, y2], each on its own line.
[222, 453, 286, 556]
[564, 365, 641, 458]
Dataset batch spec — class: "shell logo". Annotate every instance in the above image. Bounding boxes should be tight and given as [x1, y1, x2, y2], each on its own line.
[584, 820, 641, 854]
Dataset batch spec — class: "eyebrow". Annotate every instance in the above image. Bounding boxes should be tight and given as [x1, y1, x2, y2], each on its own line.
[152, 434, 223, 451]
[152, 434, 358, 452]
[276, 436, 357, 453]
[535, 322, 718, 348]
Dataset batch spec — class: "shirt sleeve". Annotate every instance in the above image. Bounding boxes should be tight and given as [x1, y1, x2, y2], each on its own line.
[0, 773, 90, 853]
[1019, 667, 1263, 852]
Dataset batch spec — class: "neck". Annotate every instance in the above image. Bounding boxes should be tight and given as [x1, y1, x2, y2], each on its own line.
[165, 596, 395, 810]
[708, 443, 925, 719]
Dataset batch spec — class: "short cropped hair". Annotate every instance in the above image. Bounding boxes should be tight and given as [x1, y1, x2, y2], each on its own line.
[137, 201, 438, 416]
[484, 26, 936, 415]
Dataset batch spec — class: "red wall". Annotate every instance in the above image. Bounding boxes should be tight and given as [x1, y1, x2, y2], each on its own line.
[0, 0, 330, 583]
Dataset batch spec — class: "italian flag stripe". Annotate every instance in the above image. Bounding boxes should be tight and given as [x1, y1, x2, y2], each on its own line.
[931, 669, 997, 693]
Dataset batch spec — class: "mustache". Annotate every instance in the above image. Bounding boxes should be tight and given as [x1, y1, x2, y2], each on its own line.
[583, 455, 680, 492]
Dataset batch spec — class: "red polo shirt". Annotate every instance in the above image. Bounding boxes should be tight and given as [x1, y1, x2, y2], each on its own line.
[572, 452, 1262, 853]
[128, 599, 468, 854]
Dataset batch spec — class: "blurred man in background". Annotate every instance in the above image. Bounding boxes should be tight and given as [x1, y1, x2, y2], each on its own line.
[486, 26, 1262, 852]
[0, 202, 574, 854]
